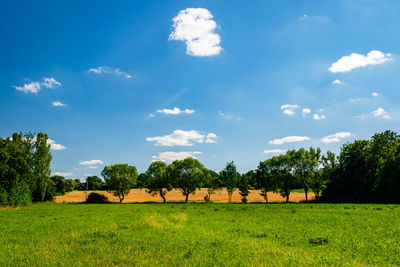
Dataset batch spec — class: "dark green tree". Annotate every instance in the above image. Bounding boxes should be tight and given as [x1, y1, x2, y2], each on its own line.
[255, 160, 277, 203]
[219, 161, 240, 203]
[238, 173, 250, 203]
[203, 169, 221, 203]
[170, 158, 204, 203]
[145, 161, 171, 203]
[101, 164, 138, 203]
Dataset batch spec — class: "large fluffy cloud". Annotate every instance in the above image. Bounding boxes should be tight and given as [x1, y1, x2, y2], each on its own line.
[321, 132, 352, 143]
[169, 8, 222, 57]
[14, 77, 61, 93]
[152, 151, 202, 162]
[269, 136, 310, 145]
[146, 130, 217, 146]
[88, 66, 132, 79]
[156, 107, 195, 115]
[329, 50, 392, 73]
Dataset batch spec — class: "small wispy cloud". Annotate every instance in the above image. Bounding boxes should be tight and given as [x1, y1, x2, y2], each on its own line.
[218, 110, 243, 121]
[321, 132, 352, 143]
[79, 159, 104, 166]
[302, 108, 311, 116]
[47, 139, 66, 151]
[280, 104, 299, 116]
[371, 107, 390, 119]
[152, 151, 202, 163]
[263, 149, 286, 154]
[156, 107, 195, 115]
[88, 66, 132, 79]
[52, 101, 67, 107]
[53, 172, 72, 177]
[13, 77, 62, 94]
[269, 136, 310, 145]
[332, 79, 343, 85]
[313, 114, 327, 120]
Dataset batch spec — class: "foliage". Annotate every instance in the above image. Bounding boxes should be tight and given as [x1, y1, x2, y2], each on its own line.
[145, 161, 171, 203]
[86, 192, 109, 203]
[203, 169, 220, 203]
[86, 176, 105, 190]
[0, 132, 53, 206]
[101, 164, 138, 203]
[170, 158, 204, 203]
[219, 161, 240, 202]
[238, 173, 250, 203]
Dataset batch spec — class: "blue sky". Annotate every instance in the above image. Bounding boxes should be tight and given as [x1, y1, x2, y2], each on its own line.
[1, 0, 400, 178]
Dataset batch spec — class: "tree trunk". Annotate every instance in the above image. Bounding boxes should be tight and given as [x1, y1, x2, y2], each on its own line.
[119, 193, 124, 203]
[185, 193, 189, 203]
[286, 193, 289, 203]
[228, 191, 232, 203]
[160, 190, 166, 203]
[305, 189, 308, 202]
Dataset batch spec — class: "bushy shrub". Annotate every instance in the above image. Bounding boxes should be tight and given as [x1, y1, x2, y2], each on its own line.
[86, 192, 109, 204]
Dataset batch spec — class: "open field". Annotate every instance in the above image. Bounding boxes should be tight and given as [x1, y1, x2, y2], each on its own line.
[1, 203, 399, 266]
[55, 189, 314, 203]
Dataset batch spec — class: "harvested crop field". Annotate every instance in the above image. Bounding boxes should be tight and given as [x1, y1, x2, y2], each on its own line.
[55, 189, 314, 203]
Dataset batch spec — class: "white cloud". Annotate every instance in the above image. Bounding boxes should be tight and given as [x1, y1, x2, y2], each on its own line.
[42, 77, 62, 88]
[372, 92, 379, 97]
[52, 101, 67, 107]
[53, 172, 72, 177]
[205, 133, 218, 143]
[169, 8, 222, 57]
[218, 110, 243, 121]
[156, 107, 195, 115]
[302, 108, 311, 116]
[321, 132, 352, 143]
[47, 139, 66, 151]
[13, 77, 61, 94]
[371, 107, 390, 119]
[89, 166, 99, 169]
[313, 114, 327, 120]
[332, 79, 343, 85]
[263, 149, 286, 154]
[269, 136, 310, 145]
[152, 151, 202, 162]
[88, 66, 132, 79]
[280, 104, 299, 116]
[146, 129, 217, 146]
[79, 159, 104, 166]
[329, 50, 392, 73]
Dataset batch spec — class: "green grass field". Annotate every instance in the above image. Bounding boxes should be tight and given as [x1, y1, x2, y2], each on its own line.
[1, 203, 399, 266]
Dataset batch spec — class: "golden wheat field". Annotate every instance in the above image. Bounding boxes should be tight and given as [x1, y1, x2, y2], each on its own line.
[55, 189, 314, 203]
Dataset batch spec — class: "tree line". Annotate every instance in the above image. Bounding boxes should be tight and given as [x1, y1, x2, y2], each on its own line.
[1, 130, 400, 206]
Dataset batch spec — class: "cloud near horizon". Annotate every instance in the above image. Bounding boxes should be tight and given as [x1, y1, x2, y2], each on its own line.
[169, 8, 222, 57]
[321, 132, 352, 143]
[146, 129, 217, 146]
[79, 159, 104, 166]
[269, 136, 310, 145]
[47, 139, 66, 151]
[152, 151, 202, 162]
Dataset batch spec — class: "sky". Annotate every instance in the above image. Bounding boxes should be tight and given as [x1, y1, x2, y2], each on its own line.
[1, 0, 400, 179]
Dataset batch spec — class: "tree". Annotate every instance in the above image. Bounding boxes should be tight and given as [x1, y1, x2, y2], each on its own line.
[203, 169, 221, 203]
[51, 175, 66, 195]
[271, 154, 296, 203]
[145, 161, 171, 203]
[137, 173, 148, 188]
[170, 158, 204, 203]
[31, 132, 53, 202]
[86, 176, 104, 190]
[238, 173, 250, 203]
[65, 179, 77, 192]
[255, 160, 276, 203]
[101, 164, 138, 203]
[289, 148, 319, 202]
[219, 161, 240, 203]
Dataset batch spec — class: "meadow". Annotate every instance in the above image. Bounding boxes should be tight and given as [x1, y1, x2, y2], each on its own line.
[1, 203, 399, 266]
